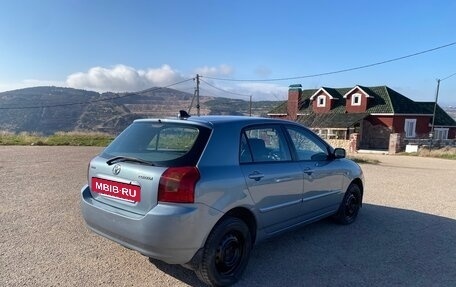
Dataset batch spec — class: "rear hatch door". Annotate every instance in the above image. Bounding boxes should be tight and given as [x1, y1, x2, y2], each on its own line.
[87, 120, 211, 215]
[89, 156, 166, 215]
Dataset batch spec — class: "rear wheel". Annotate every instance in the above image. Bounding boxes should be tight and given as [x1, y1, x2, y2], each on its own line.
[196, 217, 252, 287]
[334, 183, 362, 225]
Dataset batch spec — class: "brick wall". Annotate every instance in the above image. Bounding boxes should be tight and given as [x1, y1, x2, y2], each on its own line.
[325, 133, 359, 154]
[326, 139, 350, 152]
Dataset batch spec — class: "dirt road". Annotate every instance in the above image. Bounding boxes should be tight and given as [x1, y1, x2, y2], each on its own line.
[1, 146, 455, 286]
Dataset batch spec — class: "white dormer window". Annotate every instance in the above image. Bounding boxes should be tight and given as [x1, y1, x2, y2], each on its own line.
[351, 93, 361, 106]
[317, 95, 326, 107]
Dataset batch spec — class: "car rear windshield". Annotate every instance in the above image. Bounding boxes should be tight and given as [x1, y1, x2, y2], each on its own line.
[101, 121, 211, 167]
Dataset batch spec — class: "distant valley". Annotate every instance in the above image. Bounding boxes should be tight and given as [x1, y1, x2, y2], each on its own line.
[0, 86, 282, 135]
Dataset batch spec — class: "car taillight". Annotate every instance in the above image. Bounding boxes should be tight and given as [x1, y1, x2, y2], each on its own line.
[158, 167, 200, 203]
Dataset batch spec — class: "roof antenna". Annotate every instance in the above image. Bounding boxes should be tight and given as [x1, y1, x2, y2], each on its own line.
[178, 110, 191, 120]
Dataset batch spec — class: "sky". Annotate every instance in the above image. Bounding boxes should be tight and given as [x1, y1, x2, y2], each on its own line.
[0, 0, 455, 105]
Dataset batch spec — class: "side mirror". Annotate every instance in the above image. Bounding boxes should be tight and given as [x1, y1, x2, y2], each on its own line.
[333, 148, 346, 159]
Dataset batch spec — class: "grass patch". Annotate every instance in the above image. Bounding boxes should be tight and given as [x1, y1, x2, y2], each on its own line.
[347, 156, 380, 164]
[414, 147, 456, 160]
[0, 131, 114, 146]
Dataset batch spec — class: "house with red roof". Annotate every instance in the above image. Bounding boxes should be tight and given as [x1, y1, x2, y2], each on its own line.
[268, 84, 456, 150]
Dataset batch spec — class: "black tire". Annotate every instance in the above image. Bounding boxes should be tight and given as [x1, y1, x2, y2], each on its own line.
[196, 217, 252, 287]
[334, 183, 362, 225]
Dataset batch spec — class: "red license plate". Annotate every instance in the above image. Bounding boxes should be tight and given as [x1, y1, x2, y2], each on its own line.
[91, 177, 141, 202]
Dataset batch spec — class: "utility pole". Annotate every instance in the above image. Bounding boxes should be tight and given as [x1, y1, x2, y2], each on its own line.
[429, 79, 441, 150]
[249, 95, 252, 117]
[196, 74, 200, 116]
[428, 72, 456, 150]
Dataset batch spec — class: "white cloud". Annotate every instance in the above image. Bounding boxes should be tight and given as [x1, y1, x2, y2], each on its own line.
[0, 64, 288, 101]
[66, 64, 186, 92]
[192, 65, 288, 101]
[142, 65, 182, 86]
[234, 82, 288, 101]
[194, 64, 233, 77]
[199, 81, 288, 101]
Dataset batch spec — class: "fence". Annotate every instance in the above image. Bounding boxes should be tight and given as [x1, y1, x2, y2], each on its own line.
[404, 138, 456, 148]
[325, 139, 350, 151]
[327, 135, 455, 155]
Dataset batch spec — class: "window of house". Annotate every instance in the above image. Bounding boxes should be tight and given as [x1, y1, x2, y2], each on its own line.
[327, 129, 337, 139]
[404, 119, 416, 138]
[333, 129, 347, 139]
[434, 128, 449, 140]
[316, 129, 328, 139]
[317, 95, 326, 107]
[351, 93, 361, 106]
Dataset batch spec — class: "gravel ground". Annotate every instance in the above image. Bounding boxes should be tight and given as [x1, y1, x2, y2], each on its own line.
[1, 146, 455, 287]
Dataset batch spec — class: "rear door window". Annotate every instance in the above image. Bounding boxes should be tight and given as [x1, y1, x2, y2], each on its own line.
[240, 126, 292, 163]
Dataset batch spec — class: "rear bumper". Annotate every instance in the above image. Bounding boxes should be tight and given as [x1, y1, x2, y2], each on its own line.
[80, 185, 221, 264]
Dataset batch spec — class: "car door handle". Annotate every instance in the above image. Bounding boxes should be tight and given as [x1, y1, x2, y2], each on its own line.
[303, 168, 314, 175]
[248, 171, 264, 181]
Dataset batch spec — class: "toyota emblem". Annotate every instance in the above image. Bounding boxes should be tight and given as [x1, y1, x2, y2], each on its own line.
[112, 164, 121, 175]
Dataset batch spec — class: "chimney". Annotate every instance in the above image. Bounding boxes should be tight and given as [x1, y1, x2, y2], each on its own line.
[287, 84, 302, 120]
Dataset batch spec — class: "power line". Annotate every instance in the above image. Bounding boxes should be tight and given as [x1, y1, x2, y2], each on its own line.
[0, 78, 194, 110]
[202, 41, 456, 82]
[198, 84, 254, 116]
[199, 87, 243, 98]
[441, 72, 456, 81]
[199, 78, 251, 98]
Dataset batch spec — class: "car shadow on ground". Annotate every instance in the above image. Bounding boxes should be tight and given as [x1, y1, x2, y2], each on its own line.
[149, 204, 456, 286]
[148, 257, 207, 286]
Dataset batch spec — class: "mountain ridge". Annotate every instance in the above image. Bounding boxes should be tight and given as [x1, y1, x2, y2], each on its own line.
[0, 86, 282, 135]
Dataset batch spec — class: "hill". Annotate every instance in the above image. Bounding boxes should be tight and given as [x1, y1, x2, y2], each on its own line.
[0, 86, 281, 135]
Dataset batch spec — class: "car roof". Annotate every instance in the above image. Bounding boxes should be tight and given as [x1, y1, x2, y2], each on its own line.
[134, 115, 296, 128]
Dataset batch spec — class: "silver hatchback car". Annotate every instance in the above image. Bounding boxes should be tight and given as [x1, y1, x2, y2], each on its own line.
[81, 114, 364, 286]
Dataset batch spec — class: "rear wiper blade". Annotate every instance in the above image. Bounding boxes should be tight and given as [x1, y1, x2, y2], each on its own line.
[106, 156, 155, 166]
